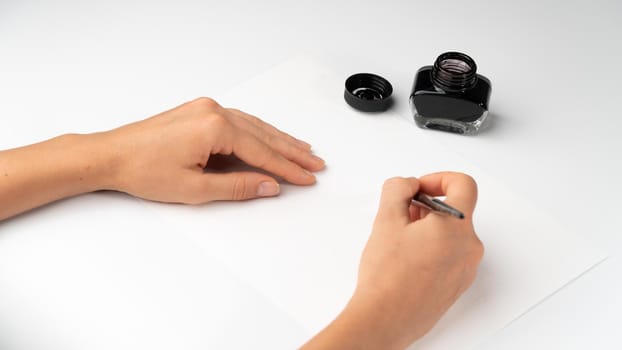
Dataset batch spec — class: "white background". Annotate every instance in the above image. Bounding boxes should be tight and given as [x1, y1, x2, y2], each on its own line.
[1, 0, 621, 348]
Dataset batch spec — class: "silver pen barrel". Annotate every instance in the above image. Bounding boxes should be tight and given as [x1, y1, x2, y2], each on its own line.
[412, 193, 464, 219]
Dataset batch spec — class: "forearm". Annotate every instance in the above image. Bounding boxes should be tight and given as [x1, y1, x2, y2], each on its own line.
[0, 133, 117, 220]
[301, 292, 422, 350]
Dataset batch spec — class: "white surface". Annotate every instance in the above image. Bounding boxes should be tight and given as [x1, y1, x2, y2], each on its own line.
[0, 193, 307, 350]
[1, 0, 622, 349]
[150, 56, 603, 349]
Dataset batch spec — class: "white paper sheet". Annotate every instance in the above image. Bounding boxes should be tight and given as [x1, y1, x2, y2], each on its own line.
[0, 193, 307, 350]
[147, 56, 606, 349]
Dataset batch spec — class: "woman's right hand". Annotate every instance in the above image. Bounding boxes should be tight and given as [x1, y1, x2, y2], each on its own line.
[302, 172, 483, 350]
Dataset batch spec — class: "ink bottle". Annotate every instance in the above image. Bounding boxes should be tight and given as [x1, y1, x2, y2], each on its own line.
[409, 52, 491, 135]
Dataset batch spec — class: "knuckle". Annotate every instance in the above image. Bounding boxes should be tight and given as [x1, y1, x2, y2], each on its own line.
[281, 141, 295, 157]
[463, 173, 477, 188]
[204, 111, 229, 130]
[231, 108, 258, 122]
[192, 113, 230, 144]
[254, 151, 273, 169]
[263, 132, 276, 146]
[246, 114, 262, 125]
[470, 236, 485, 262]
[192, 97, 219, 112]
[231, 175, 249, 200]
[383, 176, 406, 189]
[454, 172, 477, 190]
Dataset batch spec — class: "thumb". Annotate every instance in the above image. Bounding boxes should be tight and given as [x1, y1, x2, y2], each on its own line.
[201, 172, 281, 201]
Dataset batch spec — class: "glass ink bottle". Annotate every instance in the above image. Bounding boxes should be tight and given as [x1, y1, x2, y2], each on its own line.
[410, 52, 491, 135]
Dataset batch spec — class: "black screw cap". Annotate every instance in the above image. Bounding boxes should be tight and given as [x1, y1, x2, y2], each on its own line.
[344, 73, 393, 112]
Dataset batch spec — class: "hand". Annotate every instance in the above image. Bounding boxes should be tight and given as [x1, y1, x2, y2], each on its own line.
[302, 172, 483, 350]
[102, 97, 325, 203]
[0, 97, 325, 220]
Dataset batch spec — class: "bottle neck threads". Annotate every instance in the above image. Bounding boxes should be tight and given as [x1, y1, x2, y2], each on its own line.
[432, 52, 478, 92]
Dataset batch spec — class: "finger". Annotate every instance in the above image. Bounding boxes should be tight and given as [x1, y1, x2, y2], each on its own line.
[408, 203, 420, 221]
[375, 177, 421, 226]
[225, 112, 325, 172]
[232, 129, 316, 185]
[254, 133, 324, 172]
[196, 172, 281, 202]
[408, 202, 430, 221]
[228, 108, 312, 150]
[227, 108, 313, 151]
[418, 172, 478, 218]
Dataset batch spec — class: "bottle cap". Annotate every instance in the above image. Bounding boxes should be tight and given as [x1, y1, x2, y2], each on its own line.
[344, 73, 393, 112]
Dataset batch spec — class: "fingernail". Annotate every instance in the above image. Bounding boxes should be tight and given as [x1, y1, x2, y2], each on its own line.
[302, 169, 316, 180]
[257, 181, 280, 197]
[311, 154, 325, 170]
[311, 154, 324, 163]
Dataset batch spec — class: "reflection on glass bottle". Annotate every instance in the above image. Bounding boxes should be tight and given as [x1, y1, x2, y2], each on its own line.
[410, 52, 491, 135]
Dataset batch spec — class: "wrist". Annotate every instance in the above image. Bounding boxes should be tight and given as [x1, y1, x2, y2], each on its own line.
[342, 284, 434, 349]
[302, 290, 413, 350]
[338, 291, 409, 350]
[59, 132, 122, 193]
